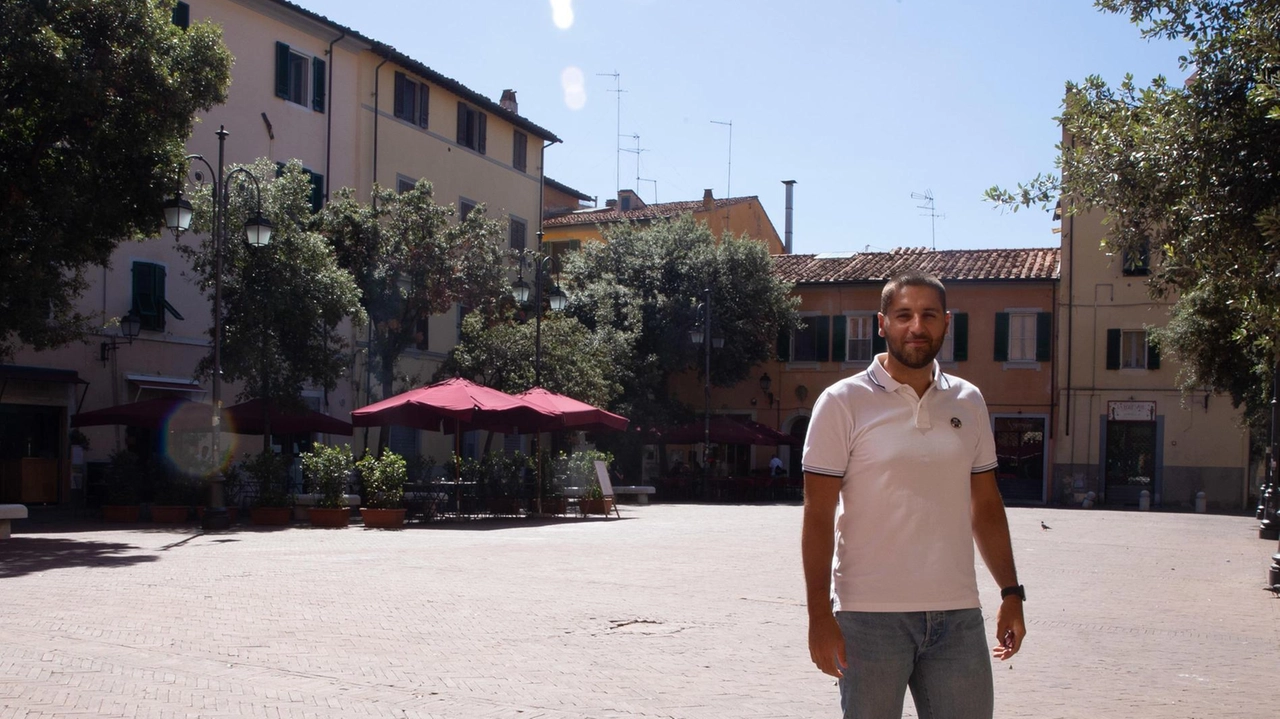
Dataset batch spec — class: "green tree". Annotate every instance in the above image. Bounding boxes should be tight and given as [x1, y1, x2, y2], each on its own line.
[0, 0, 231, 359]
[178, 160, 364, 422]
[561, 215, 799, 428]
[316, 181, 509, 405]
[985, 0, 1280, 429]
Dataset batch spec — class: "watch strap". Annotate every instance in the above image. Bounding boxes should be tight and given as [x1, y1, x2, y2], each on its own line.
[1000, 584, 1026, 601]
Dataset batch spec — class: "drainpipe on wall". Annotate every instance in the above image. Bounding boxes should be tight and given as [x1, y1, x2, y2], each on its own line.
[363, 58, 389, 451]
[323, 31, 345, 204]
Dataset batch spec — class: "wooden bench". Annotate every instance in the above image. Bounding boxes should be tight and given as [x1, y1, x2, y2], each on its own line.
[0, 504, 28, 539]
[612, 485, 656, 505]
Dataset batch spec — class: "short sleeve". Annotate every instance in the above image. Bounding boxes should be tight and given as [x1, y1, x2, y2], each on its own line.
[971, 396, 998, 474]
[803, 385, 854, 478]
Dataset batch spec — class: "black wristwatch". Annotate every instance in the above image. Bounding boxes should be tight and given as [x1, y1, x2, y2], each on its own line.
[1000, 585, 1026, 601]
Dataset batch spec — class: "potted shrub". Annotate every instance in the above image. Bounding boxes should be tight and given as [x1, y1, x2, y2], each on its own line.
[579, 478, 615, 516]
[560, 450, 614, 516]
[356, 450, 407, 528]
[538, 451, 567, 515]
[483, 451, 528, 516]
[300, 443, 354, 528]
[102, 450, 142, 522]
[245, 452, 292, 526]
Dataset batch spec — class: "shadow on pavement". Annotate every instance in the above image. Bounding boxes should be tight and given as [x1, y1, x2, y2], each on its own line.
[0, 536, 158, 578]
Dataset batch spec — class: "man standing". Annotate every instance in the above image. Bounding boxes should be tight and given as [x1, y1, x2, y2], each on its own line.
[801, 271, 1025, 719]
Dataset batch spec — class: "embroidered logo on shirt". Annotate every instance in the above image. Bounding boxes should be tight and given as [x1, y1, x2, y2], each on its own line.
[951, 417, 962, 428]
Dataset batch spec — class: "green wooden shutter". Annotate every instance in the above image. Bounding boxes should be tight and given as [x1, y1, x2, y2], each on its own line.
[1105, 329, 1121, 370]
[393, 73, 405, 118]
[776, 330, 790, 362]
[815, 316, 830, 362]
[417, 84, 429, 128]
[1147, 334, 1161, 370]
[477, 112, 487, 155]
[308, 171, 325, 213]
[312, 56, 326, 112]
[1035, 312, 1052, 361]
[831, 317, 847, 362]
[133, 262, 163, 331]
[952, 312, 968, 362]
[275, 42, 291, 99]
[456, 102, 467, 144]
[993, 313, 1009, 362]
[872, 327, 886, 355]
[172, 2, 190, 29]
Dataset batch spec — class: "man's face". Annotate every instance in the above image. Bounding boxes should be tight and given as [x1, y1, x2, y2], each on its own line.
[878, 285, 950, 370]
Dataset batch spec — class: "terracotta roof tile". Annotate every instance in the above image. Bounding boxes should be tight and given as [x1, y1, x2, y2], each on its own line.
[773, 247, 1060, 283]
[543, 196, 758, 227]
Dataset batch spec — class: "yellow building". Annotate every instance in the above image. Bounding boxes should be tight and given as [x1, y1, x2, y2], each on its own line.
[3, 0, 559, 504]
[542, 189, 785, 255]
[1055, 204, 1251, 510]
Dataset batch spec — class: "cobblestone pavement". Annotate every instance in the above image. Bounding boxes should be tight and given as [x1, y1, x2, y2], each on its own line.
[2, 505, 1277, 719]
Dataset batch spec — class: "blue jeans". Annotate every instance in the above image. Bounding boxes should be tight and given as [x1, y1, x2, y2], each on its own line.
[835, 609, 993, 719]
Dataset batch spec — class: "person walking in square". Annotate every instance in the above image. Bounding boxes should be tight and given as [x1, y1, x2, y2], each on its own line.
[801, 270, 1025, 718]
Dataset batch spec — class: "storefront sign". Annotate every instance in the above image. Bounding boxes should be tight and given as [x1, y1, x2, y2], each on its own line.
[1108, 401, 1156, 422]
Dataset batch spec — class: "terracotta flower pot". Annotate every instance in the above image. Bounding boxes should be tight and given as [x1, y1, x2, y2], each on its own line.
[150, 505, 191, 523]
[308, 507, 350, 528]
[249, 506, 291, 526]
[579, 498, 614, 516]
[360, 507, 405, 529]
[102, 505, 140, 523]
[542, 497, 568, 515]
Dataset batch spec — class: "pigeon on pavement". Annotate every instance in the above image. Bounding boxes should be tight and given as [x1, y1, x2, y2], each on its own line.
[1041, 521, 1051, 530]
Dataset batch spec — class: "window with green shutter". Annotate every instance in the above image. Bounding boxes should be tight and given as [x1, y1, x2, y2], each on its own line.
[274, 41, 324, 113]
[172, 2, 190, 29]
[311, 57, 326, 113]
[131, 262, 184, 332]
[950, 312, 968, 362]
[457, 102, 487, 154]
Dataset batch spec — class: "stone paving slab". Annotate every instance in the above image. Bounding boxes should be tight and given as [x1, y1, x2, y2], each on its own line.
[1, 506, 1277, 718]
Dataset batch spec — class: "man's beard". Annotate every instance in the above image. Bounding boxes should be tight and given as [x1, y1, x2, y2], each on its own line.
[886, 335, 943, 370]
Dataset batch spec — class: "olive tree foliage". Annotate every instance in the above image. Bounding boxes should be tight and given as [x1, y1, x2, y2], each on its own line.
[986, 0, 1280, 428]
[0, 0, 231, 360]
[315, 180, 509, 402]
[177, 160, 364, 409]
[558, 215, 799, 428]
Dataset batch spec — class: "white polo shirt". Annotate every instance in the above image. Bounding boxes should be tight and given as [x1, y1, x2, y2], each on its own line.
[803, 354, 999, 612]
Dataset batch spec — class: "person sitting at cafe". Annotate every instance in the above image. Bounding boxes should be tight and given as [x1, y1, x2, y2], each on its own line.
[769, 453, 786, 477]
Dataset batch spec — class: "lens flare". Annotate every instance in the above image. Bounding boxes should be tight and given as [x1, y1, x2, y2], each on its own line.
[550, 0, 574, 30]
[561, 66, 586, 110]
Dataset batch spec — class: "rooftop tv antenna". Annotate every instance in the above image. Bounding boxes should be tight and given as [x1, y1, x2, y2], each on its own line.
[621, 133, 647, 197]
[711, 119, 733, 196]
[598, 71, 625, 195]
[911, 189, 944, 250]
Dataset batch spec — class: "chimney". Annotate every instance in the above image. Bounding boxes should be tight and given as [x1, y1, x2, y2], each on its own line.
[500, 89, 518, 114]
[703, 188, 714, 212]
[782, 180, 796, 254]
[617, 189, 645, 211]
[605, 199, 618, 209]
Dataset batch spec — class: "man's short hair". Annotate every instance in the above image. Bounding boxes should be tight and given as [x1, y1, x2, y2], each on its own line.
[880, 271, 947, 314]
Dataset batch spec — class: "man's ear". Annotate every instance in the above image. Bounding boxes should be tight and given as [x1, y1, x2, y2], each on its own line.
[877, 312, 886, 337]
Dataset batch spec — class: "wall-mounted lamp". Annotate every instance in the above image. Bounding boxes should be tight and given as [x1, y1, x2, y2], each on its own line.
[759, 372, 774, 407]
[100, 311, 142, 366]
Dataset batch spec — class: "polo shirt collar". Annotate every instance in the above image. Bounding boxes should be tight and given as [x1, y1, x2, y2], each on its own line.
[867, 354, 951, 393]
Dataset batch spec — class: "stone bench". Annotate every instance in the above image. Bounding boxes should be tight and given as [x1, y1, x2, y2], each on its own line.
[612, 486, 656, 505]
[0, 504, 28, 539]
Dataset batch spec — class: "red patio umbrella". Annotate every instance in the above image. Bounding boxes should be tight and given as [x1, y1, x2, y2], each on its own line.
[735, 417, 801, 446]
[514, 387, 629, 433]
[70, 396, 214, 432]
[351, 377, 559, 433]
[660, 416, 782, 446]
[220, 398, 353, 436]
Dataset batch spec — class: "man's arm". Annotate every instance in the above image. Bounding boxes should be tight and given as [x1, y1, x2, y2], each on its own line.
[971, 469, 1025, 660]
[802, 472, 845, 677]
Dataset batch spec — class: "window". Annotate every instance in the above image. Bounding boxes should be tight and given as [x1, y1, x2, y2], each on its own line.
[845, 315, 876, 362]
[1106, 328, 1160, 370]
[1122, 241, 1150, 276]
[393, 72, 429, 128]
[388, 425, 420, 461]
[509, 217, 527, 251]
[456, 102, 487, 154]
[546, 239, 581, 273]
[273, 163, 324, 211]
[172, 1, 190, 28]
[459, 198, 477, 221]
[415, 314, 430, 351]
[513, 131, 528, 172]
[274, 42, 326, 112]
[131, 262, 183, 332]
[994, 311, 1051, 363]
[786, 315, 831, 363]
[396, 176, 416, 194]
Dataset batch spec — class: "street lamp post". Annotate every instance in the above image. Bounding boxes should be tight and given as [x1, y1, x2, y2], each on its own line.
[689, 289, 723, 499]
[512, 245, 568, 514]
[163, 125, 273, 531]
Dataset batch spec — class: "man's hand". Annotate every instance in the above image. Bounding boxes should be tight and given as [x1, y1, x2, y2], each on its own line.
[991, 596, 1026, 660]
[808, 613, 847, 677]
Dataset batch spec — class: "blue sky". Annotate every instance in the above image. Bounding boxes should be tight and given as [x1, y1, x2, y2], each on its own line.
[296, 0, 1188, 254]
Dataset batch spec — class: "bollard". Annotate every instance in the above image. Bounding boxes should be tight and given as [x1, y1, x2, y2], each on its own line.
[1139, 489, 1151, 511]
[1082, 491, 1096, 509]
[1270, 553, 1280, 590]
[1195, 491, 1207, 513]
